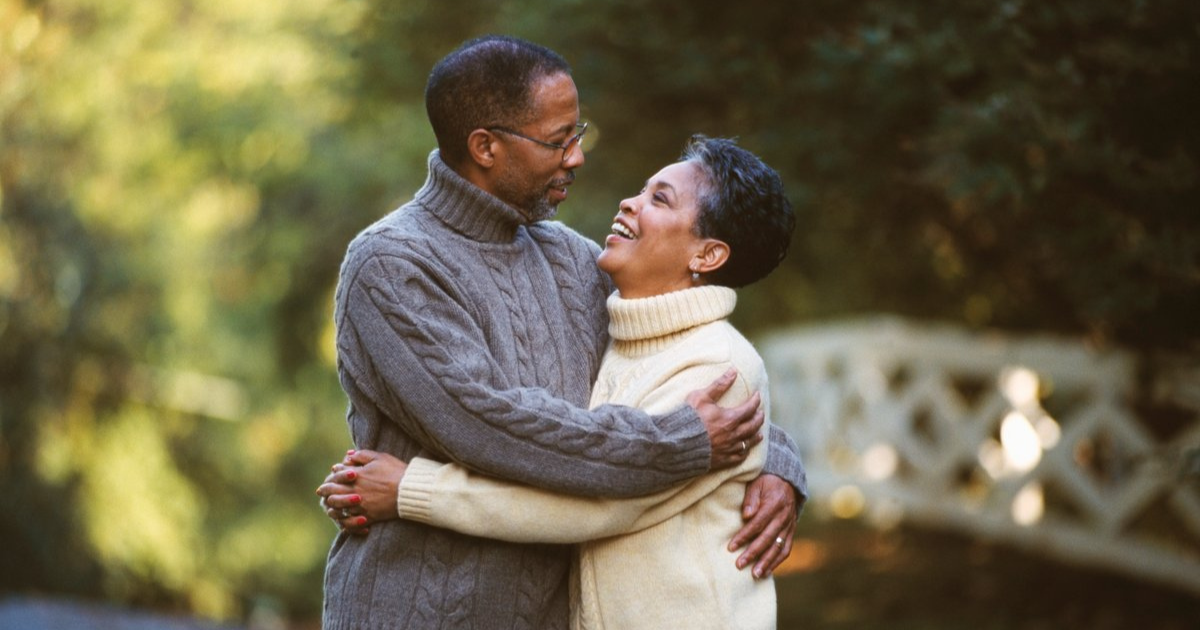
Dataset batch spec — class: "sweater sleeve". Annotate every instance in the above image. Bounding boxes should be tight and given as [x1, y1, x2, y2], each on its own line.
[762, 424, 809, 504]
[335, 242, 711, 498]
[396, 365, 766, 543]
[397, 447, 762, 543]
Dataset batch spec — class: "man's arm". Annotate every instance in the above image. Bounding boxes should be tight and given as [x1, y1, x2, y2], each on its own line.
[336, 246, 759, 497]
[761, 425, 808, 500]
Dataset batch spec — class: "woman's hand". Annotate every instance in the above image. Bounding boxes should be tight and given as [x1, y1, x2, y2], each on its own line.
[727, 474, 800, 579]
[316, 449, 409, 535]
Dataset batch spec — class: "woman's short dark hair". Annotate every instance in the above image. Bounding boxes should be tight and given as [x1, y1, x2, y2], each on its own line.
[425, 36, 571, 166]
[681, 135, 795, 288]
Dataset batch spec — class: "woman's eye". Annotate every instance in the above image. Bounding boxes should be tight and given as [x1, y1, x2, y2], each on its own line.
[653, 192, 667, 204]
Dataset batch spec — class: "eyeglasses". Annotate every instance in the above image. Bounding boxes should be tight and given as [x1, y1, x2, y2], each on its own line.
[488, 122, 589, 164]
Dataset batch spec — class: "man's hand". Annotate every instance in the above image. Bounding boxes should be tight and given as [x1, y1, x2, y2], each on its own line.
[728, 474, 799, 578]
[316, 449, 408, 535]
[685, 368, 764, 469]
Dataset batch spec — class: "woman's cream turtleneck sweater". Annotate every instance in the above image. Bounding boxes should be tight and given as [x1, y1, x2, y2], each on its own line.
[397, 285, 776, 630]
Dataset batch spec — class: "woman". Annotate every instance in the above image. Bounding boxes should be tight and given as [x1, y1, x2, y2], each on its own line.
[323, 135, 795, 629]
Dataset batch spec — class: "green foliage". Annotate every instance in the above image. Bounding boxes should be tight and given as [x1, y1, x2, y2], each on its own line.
[0, 0, 365, 620]
[539, 0, 1199, 347]
[0, 0, 1196, 624]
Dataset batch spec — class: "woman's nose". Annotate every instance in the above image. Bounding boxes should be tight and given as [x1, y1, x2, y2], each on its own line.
[618, 198, 635, 214]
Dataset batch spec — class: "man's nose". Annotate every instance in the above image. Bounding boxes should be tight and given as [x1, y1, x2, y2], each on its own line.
[562, 143, 585, 169]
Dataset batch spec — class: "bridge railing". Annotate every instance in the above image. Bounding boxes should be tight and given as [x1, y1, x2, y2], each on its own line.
[762, 317, 1200, 594]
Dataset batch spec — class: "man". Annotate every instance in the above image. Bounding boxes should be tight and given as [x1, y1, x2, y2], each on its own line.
[320, 35, 805, 629]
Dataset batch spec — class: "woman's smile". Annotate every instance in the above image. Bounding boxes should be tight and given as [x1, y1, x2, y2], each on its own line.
[598, 161, 706, 298]
[608, 218, 637, 242]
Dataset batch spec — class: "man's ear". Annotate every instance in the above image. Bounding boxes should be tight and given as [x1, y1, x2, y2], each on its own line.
[467, 129, 498, 168]
[693, 239, 730, 274]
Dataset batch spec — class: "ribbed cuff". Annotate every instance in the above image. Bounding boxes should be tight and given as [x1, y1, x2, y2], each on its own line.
[763, 425, 809, 505]
[396, 457, 442, 523]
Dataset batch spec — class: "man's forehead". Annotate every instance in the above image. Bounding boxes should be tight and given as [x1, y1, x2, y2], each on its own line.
[527, 74, 580, 127]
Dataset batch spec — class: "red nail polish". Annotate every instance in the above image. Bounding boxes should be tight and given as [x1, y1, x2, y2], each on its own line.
[346, 471, 357, 481]
[356, 517, 367, 526]
[350, 495, 362, 504]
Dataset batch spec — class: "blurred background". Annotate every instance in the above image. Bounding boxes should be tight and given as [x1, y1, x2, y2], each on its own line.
[1, 0, 1197, 628]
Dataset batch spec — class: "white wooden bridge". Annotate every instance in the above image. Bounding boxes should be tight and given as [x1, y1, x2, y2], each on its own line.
[762, 317, 1200, 594]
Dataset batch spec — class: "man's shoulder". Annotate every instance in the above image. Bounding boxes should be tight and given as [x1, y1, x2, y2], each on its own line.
[338, 203, 447, 283]
[353, 203, 435, 246]
[345, 203, 440, 258]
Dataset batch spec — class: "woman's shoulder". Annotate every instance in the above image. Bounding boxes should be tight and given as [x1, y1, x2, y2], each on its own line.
[695, 320, 763, 363]
[669, 321, 767, 390]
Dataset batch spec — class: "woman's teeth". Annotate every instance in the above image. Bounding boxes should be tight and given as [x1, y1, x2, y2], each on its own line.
[611, 223, 636, 239]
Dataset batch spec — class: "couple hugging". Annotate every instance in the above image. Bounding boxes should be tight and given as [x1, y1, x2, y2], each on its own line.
[316, 35, 807, 630]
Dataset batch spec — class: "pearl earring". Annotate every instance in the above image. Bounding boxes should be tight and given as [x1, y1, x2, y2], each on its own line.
[691, 270, 700, 282]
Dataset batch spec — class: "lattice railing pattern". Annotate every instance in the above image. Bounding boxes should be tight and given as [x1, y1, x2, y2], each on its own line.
[762, 317, 1200, 594]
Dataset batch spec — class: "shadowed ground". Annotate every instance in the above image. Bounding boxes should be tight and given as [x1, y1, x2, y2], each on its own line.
[0, 597, 240, 630]
[775, 520, 1200, 630]
[3, 519, 1197, 629]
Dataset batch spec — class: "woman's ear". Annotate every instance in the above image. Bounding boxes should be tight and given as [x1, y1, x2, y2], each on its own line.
[467, 129, 498, 168]
[693, 239, 730, 274]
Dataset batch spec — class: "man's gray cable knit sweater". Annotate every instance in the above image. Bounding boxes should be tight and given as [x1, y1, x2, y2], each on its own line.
[322, 151, 806, 630]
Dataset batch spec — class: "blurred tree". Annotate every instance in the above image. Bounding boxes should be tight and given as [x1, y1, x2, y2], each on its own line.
[539, 0, 1199, 349]
[0, 0, 387, 620]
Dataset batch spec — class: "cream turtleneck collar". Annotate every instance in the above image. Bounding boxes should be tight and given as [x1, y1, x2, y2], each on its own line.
[606, 286, 737, 357]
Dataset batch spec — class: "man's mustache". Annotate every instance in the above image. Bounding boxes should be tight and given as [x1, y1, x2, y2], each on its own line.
[549, 172, 576, 188]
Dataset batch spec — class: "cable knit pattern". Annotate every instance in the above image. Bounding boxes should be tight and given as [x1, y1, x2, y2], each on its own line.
[324, 151, 804, 629]
[396, 286, 776, 629]
[483, 252, 534, 383]
[324, 151, 712, 630]
[526, 223, 613, 374]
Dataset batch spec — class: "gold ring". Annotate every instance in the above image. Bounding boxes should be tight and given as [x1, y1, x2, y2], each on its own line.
[740, 440, 747, 454]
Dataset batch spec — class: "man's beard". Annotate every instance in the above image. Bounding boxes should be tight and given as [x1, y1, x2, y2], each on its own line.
[523, 196, 558, 222]
[526, 174, 574, 222]
[496, 169, 571, 223]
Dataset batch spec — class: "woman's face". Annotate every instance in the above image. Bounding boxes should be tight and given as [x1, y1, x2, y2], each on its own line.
[597, 160, 708, 299]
